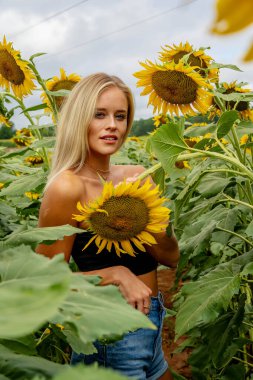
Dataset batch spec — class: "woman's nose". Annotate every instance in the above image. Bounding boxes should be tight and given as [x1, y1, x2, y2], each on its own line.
[106, 115, 117, 129]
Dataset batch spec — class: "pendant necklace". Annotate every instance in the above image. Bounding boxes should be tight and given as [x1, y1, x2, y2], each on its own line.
[84, 163, 111, 181]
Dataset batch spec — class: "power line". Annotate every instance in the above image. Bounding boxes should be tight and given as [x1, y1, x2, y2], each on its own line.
[10, 0, 90, 38]
[42, 0, 199, 59]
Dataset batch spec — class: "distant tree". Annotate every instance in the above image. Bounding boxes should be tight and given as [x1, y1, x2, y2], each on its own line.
[130, 117, 155, 136]
[0, 124, 16, 139]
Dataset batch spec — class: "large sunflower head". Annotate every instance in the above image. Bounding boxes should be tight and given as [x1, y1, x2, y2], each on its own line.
[72, 179, 170, 257]
[159, 42, 218, 81]
[134, 60, 213, 117]
[41, 68, 81, 112]
[0, 36, 35, 98]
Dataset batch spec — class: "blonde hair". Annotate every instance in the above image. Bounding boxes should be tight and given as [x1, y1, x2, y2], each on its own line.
[45, 73, 135, 190]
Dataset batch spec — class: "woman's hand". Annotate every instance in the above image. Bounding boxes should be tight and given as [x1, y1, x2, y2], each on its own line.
[93, 265, 152, 314]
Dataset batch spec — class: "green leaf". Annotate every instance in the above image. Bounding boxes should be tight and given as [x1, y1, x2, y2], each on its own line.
[53, 274, 155, 351]
[0, 335, 37, 355]
[217, 110, 239, 139]
[202, 294, 246, 368]
[2, 224, 85, 249]
[151, 166, 165, 191]
[20, 104, 47, 113]
[175, 262, 241, 338]
[53, 365, 129, 380]
[149, 123, 188, 172]
[197, 174, 231, 197]
[244, 220, 253, 237]
[0, 172, 47, 197]
[0, 343, 63, 379]
[1, 147, 30, 159]
[0, 246, 71, 338]
[209, 63, 242, 72]
[46, 89, 70, 97]
[30, 137, 56, 149]
[29, 52, 47, 61]
[240, 262, 253, 276]
[180, 220, 217, 257]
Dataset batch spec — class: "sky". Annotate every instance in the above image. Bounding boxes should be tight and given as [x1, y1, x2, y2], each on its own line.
[0, 0, 252, 129]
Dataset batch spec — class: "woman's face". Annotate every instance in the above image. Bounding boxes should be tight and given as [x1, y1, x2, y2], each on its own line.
[88, 86, 128, 157]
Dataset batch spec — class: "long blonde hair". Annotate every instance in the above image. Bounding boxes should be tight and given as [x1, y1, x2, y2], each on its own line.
[45, 73, 135, 190]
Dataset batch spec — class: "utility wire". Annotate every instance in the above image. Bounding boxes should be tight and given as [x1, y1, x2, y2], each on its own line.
[43, 0, 198, 59]
[10, 0, 90, 38]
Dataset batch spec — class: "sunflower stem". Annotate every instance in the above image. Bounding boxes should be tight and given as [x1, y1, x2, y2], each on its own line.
[230, 123, 244, 162]
[215, 226, 253, 247]
[28, 62, 58, 122]
[137, 162, 162, 181]
[187, 147, 253, 181]
[216, 194, 253, 210]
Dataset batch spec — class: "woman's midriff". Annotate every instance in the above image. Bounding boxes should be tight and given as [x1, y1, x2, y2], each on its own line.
[138, 269, 158, 296]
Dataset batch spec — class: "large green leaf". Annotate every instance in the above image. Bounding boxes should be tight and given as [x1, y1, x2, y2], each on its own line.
[52, 274, 155, 353]
[149, 123, 188, 172]
[198, 295, 246, 371]
[52, 365, 129, 380]
[0, 246, 71, 338]
[0, 343, 63, 379]
[0, 172, 47, 197]
[2, 224, 85, 249]
[217, 110, 239, 139]
[175, 262, 241, 338]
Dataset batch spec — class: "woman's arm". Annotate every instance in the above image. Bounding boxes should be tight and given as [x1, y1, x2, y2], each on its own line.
[145, 229, 180, 267]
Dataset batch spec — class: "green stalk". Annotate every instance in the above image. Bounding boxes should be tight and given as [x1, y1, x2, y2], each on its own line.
[215, 226, 253, 247]
[216, 195, 253, 210]
[214, 136, 235, 157]
[5, 93, 50, 170]
[138, 147, 253, 183]
[28, 61, 58, 122]
[230, 124, 244, 162]
[232, 357, 253, 368]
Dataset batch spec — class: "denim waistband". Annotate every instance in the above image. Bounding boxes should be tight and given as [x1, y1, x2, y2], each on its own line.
[149, 291, 164, 311]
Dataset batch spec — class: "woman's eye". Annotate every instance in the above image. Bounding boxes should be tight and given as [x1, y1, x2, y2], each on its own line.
[95, 112, 105, 119]
[116, 114, 127, 120]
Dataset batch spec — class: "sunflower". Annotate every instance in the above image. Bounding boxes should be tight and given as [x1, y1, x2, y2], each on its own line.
[223, 81, 253, 121]
[12, 128, 34, 147]
[134, 60, 213, 117]
[0, 36, 35, 98]
[0, 183, 4, 190]
[25, 155, 44, 165]
[211, 0, 253, 35]
[41, 68, 81, 112]
[72, 179, 169, 257]
[159, 42, 218, 81]
[0, 113, 11, 127]
[153, 114, 168, 128]
[25, 192, 40, 200]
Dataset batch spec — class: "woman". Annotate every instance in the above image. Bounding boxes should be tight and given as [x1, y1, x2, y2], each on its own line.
[37, 73, 179, 380]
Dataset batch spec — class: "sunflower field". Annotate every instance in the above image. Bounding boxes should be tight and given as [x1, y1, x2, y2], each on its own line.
[0, 30, 253, 380]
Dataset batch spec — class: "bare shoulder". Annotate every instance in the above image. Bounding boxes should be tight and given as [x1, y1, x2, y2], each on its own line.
[39, 170, 85, 227]
[44, 170, 84, 203]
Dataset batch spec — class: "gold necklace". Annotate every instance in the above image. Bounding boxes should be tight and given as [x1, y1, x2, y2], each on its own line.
[84, 163, 111, 181]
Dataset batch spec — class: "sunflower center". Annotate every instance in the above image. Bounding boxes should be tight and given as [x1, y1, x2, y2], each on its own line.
[51, 80, 77, 109]
[172, 51, 207, 77]
[152, 70, 198, 104]
[0, 49, 25, 85]
[89, 196, 149, 241]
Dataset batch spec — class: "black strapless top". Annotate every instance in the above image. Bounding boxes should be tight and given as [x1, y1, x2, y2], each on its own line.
[71, 231, 158, 275]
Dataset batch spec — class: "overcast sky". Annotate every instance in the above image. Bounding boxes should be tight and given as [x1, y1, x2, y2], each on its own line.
[1, 0, 252, 128]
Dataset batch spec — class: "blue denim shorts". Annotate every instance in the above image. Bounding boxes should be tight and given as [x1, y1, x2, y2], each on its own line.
[71, 291, 168, 379]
